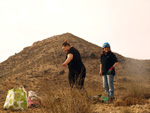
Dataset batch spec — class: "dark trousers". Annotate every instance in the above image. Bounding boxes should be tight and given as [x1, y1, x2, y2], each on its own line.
[68, 66, 86, 89]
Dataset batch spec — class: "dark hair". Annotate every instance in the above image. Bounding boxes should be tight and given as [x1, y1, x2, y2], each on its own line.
[102, 48, 111, 55]
[62, 40, 70, 47]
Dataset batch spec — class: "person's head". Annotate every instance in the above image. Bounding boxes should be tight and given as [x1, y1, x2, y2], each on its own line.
[102, 42, 111, 53]
[62, 41, 71, 52]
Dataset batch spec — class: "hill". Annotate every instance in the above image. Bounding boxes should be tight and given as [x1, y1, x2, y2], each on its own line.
[0, 33, 150, 113]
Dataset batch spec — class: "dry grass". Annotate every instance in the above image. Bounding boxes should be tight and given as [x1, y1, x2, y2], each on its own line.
[122, 108, 133, 113]
[126, 83, 146, 98]
[39, 81, 92, 113]
[124, 97, 138, 106]
[115, 82, 149, 107]
[114, 99, 126, 107]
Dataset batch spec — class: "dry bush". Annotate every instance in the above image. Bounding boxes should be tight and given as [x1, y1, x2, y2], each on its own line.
[59, 70, 65, 75]
[114, 99, 126, 107]
[142, 92, 150, 99]
[126, 83, 148, 99]
[124, 97, 138, 106]
[114, 97, 144, 107]
[117, 86, 126, 91]
[122, 108, 133, 113]
[69, 88, 91, 113]
[40, 82, 92, 113]
[117, 83, 149, 106]
[90, 53, 98, 59]
[119, 77, 130, 83]
[115, 82, 149, 107]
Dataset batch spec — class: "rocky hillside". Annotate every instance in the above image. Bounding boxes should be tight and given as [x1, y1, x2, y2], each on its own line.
[0, 32, 150, 90]
[0, 33, 102, 78]
[0, 33, 149, 79]
[0, 33, 150, 113]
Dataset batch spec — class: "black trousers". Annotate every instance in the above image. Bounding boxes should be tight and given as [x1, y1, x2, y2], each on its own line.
[68, 66, 86, 89]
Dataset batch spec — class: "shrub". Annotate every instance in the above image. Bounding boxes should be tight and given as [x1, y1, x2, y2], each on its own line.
[118, 83, 148, 106]
[125, 97, 138, 106]
[40, 83, 92, 113]
[90, 53, 98, 59]
[114, 99, 126, 107]
[59, 70, 65, 75]
[143, 93, 150, 99]
[126, 83, 147, 99]
[44, 70, 48, 73]
[122, 108, 133, 113]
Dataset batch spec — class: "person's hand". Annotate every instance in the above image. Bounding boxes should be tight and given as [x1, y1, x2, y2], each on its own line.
[99, 71, 102, 76]
[107, 67, 114, 75]
[62, 62, 67, 67]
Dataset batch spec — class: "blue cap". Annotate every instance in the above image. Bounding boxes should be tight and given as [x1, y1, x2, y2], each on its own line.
[102, 42, 110, 49]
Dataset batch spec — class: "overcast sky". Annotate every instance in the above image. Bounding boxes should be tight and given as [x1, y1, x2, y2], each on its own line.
[0, 0, 150, 62]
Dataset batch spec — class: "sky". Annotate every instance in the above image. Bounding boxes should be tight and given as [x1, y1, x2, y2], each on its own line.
[0, 0, 150, 62]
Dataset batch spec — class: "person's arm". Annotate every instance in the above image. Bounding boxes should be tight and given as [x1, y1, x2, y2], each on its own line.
[99, 64, 102, 76]
[111, 53, 118, 68]
[108, 62, 119, 74]
[62, 54, 73, 67]
[108, 53, 119, 74]
[112, 62, 118, 68]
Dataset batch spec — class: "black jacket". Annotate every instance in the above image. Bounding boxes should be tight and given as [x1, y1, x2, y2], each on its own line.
[66, 47, 84, 71]
[101, 51, 118, 75]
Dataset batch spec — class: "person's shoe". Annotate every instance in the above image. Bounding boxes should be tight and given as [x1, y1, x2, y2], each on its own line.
[108, 96, 115, 103]
[111, 96, 115, 100]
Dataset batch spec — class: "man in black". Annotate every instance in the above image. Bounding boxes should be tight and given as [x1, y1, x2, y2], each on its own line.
[62, 41, 86, 89]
